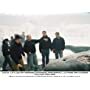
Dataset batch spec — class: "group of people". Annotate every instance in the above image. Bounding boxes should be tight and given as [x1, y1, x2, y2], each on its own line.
[2, 31, 65, 71]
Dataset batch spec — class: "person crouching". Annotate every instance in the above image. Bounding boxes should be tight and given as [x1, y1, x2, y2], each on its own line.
[10, 35, 25, 71]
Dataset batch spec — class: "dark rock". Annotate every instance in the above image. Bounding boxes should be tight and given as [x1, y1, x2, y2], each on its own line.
[66, 45, 90, 53]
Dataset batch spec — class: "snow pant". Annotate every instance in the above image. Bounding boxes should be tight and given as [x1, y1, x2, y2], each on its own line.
[41, 49, 50, 68]
[27, 53, 38, 71]
[3, 55, 14, 71]
[55, 50, 63, 59]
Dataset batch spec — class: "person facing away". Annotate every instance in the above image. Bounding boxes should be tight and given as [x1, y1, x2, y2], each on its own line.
[39, 31, 51, 68]
[2, 39, 13, 71]
[10, 36, 14, 46]
[10, 34, 25, 71]
[24, 35, 40, 71]
[52, 32, 65, 59]
[21, 32, 25, 45]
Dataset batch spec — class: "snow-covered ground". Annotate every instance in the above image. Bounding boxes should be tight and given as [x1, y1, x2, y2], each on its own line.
[44, 50, 90, 71]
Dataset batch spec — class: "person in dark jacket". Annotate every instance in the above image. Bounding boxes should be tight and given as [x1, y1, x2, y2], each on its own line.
[39, 31, 51, 68]
[24, 35, 40, 71]
[10, 35, 25, 71]
[52, 32, 65, 59]
[2, 39, 13, 71]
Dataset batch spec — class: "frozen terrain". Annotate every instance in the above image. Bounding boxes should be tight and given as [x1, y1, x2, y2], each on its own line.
[44, 50, 90, 71]
[0, 13, 90, 70]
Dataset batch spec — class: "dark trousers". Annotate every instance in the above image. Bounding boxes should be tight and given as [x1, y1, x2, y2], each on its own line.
[3, 55, 13, 71]
[41, 49, 49, 67]
[55, 50, 63, 59]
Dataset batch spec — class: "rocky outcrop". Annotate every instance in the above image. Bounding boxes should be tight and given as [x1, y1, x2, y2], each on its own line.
[44, 51, 90, 71]
[65, 45, 90, 53]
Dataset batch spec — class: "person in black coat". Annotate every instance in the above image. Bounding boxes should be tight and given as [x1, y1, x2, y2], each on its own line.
[39, 31, 51, 68]
[52, 32, 65, 59]
[2, 39, 13, 71]
[24, 35, 40, 71]
[10, 35, 25, 71]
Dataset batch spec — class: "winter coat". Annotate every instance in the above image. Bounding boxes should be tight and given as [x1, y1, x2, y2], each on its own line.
[10, 42, 25, 64]
[24, 39, 40, 54]
[2, 42, 10, 56]
[39, 36, 51, 52]
[52, 37, 65, 50]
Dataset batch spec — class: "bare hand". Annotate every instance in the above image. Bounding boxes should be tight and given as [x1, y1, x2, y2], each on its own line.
[17, 64, 22, 68]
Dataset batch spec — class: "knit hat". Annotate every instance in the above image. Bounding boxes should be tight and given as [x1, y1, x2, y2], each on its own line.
[15, 34, 21, 40]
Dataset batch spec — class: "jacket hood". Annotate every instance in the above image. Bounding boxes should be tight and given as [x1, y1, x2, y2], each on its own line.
[2, 39, 9, 44]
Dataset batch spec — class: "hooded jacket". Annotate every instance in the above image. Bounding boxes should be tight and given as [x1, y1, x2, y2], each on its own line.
[2, 39, 10, 56]
[39, 36, 51, 52]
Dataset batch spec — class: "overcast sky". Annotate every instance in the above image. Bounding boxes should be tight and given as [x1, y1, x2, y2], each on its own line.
[0, 0, 90, 15]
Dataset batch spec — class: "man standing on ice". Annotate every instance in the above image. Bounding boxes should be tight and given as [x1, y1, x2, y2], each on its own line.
[24, 35, 40, 71]
[52, 32, 65, 59]
[39, 31, 51, 68]
[2, 39, 14, 71]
